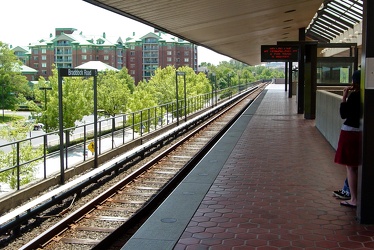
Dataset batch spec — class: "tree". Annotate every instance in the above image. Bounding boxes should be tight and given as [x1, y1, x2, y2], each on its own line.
[0, 120, 43, 189]
[97, 69, 133, 117]
[127, 81, 159, 132]
[0, 41, 31, 113]
[33, 67, 93, 132]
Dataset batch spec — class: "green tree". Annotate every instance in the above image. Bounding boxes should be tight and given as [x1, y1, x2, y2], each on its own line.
[0, 41, 31, 113]
[33, 67, 93, 132]
[127, 80, 159, 132]
[97, 69, 133, 117]
[0, 120, 43, 189]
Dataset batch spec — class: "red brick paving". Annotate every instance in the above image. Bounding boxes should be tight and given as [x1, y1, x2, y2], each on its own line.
[175, 87, 374, 249]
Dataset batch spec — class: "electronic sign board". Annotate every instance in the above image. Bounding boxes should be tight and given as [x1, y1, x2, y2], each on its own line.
[261, 45, 299, 62]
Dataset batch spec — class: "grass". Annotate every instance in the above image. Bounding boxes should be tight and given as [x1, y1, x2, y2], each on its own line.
[0, 114, 25, 124]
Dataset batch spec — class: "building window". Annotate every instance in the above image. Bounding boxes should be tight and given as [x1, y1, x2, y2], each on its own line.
[42, 63, 47, 68]
[82, 55, 87, 60]
[130, 64, 135, 69]
[41, 48, 46, 53]
[104, 55, 109, 60]
[130, 51, 135, 56]
[167, 51, 172, 56]
[42, 55, 47, 60]
[42, 70, 47, 75]
[184, 51, 189, 56]
[184, 58, 189, 62]
[145, 37, 158, 43]
[130, 45, 135, 50]
[167, 57, 172, 62]
[167, 45, 172, 50]
[130, 57, 135, 62]
[82, 47, 87, 53]
[130, 70, 135, 75]
[34, 63, 38, 68]
[33, 56, 38, 61]
[32, 49, 38, 54]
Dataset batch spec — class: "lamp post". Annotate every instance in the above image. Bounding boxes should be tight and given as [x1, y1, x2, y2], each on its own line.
[238, 73, 241, 93]
[39, 87, 52, 132]
[176, 71, 186, 126]
[212, 73, 217, 106]
[210, 73, 216, 107]
[1, 84, 4, 120]
[227, 73, 232, 98]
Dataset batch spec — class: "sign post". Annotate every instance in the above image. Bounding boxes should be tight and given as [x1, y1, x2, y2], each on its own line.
[58, 68, 98, 184]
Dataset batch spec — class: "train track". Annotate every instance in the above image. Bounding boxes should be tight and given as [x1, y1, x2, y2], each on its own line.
[16, 84, 266, 249]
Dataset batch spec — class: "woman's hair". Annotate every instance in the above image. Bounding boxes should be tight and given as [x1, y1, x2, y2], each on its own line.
[352, 70, 361, 84]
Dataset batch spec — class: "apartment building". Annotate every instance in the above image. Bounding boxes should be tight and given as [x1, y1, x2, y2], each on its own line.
[13, 28, 198, 84]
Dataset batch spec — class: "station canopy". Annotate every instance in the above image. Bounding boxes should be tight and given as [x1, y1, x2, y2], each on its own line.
[83, 0, 363, 66]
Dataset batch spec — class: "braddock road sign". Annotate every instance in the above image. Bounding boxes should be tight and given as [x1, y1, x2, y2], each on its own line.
[59, 68, 98, 77]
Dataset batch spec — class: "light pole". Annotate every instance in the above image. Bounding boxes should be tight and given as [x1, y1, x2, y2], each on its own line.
[176, 71, 186, 125]
[39, 87, 52, 132]
[1, 84, 4, 120]
[212, 73, 217, 106]
[227, 73, 232, 98]
[210, 73, 216, 107]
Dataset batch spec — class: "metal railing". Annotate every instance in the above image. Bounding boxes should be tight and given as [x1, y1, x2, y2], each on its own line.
[0, 82, 257, 194]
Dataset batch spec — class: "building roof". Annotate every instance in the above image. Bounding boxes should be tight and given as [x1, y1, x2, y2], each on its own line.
[75, 61, 119, 71]
[20, 65, 38, 74]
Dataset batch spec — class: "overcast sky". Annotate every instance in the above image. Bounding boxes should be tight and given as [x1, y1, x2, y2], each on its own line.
[0, 0, 230, 65]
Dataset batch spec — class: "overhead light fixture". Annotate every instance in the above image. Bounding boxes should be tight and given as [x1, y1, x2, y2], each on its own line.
[284, 9, 296, 13]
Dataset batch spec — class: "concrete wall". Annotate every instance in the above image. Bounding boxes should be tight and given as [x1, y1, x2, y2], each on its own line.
[274, 78, 285, 84]
[315, 90, 344, 150]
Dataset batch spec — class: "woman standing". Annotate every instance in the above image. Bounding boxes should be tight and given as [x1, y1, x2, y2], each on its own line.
[334, 70, 361, 208]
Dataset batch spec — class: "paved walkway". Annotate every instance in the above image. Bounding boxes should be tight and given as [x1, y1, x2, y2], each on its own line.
[123, 84, 374, 250]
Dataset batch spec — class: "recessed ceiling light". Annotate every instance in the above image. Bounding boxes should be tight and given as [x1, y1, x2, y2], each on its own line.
[285, 9, 296, 13]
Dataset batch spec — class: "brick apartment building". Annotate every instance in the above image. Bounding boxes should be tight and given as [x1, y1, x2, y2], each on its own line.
[12, 28, 198, 84]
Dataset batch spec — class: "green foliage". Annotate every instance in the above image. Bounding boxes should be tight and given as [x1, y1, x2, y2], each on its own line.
[97, 69, 133, 117]
[0, 41, 32, 111]
[126, 66, 212, 131]
[32, 66, 136, 132]
[0, 120, 43, 189]
[200, 59, 285, 89]
[33, 67, 93, 132]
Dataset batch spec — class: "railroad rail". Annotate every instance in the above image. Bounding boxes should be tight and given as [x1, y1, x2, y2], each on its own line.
[2, 83, 267, 249]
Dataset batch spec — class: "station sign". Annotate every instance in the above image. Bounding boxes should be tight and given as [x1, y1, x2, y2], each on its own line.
[59, 68, 98, 77]
[261, 45, 299, 62]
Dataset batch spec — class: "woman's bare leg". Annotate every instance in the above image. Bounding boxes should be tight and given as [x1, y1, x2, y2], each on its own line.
[345, 166, 358, 205]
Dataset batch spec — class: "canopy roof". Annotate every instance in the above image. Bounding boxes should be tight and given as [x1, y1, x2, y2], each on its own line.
[83, 0, 363, 65]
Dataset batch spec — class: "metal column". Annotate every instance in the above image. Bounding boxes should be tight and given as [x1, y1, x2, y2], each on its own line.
[297, 28, 305, 114]
[358, 0, 374, 224]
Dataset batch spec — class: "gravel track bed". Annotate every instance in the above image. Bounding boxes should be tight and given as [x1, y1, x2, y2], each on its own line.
[1, 140, 177, 250]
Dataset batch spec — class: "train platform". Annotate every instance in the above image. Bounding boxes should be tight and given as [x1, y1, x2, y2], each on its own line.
[122, 84, 374, 250]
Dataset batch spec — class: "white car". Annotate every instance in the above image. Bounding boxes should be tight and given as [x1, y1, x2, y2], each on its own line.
[33, 123, 44, 131]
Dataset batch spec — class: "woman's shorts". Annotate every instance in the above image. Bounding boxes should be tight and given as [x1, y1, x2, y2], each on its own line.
[334, 130, 361, 166]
